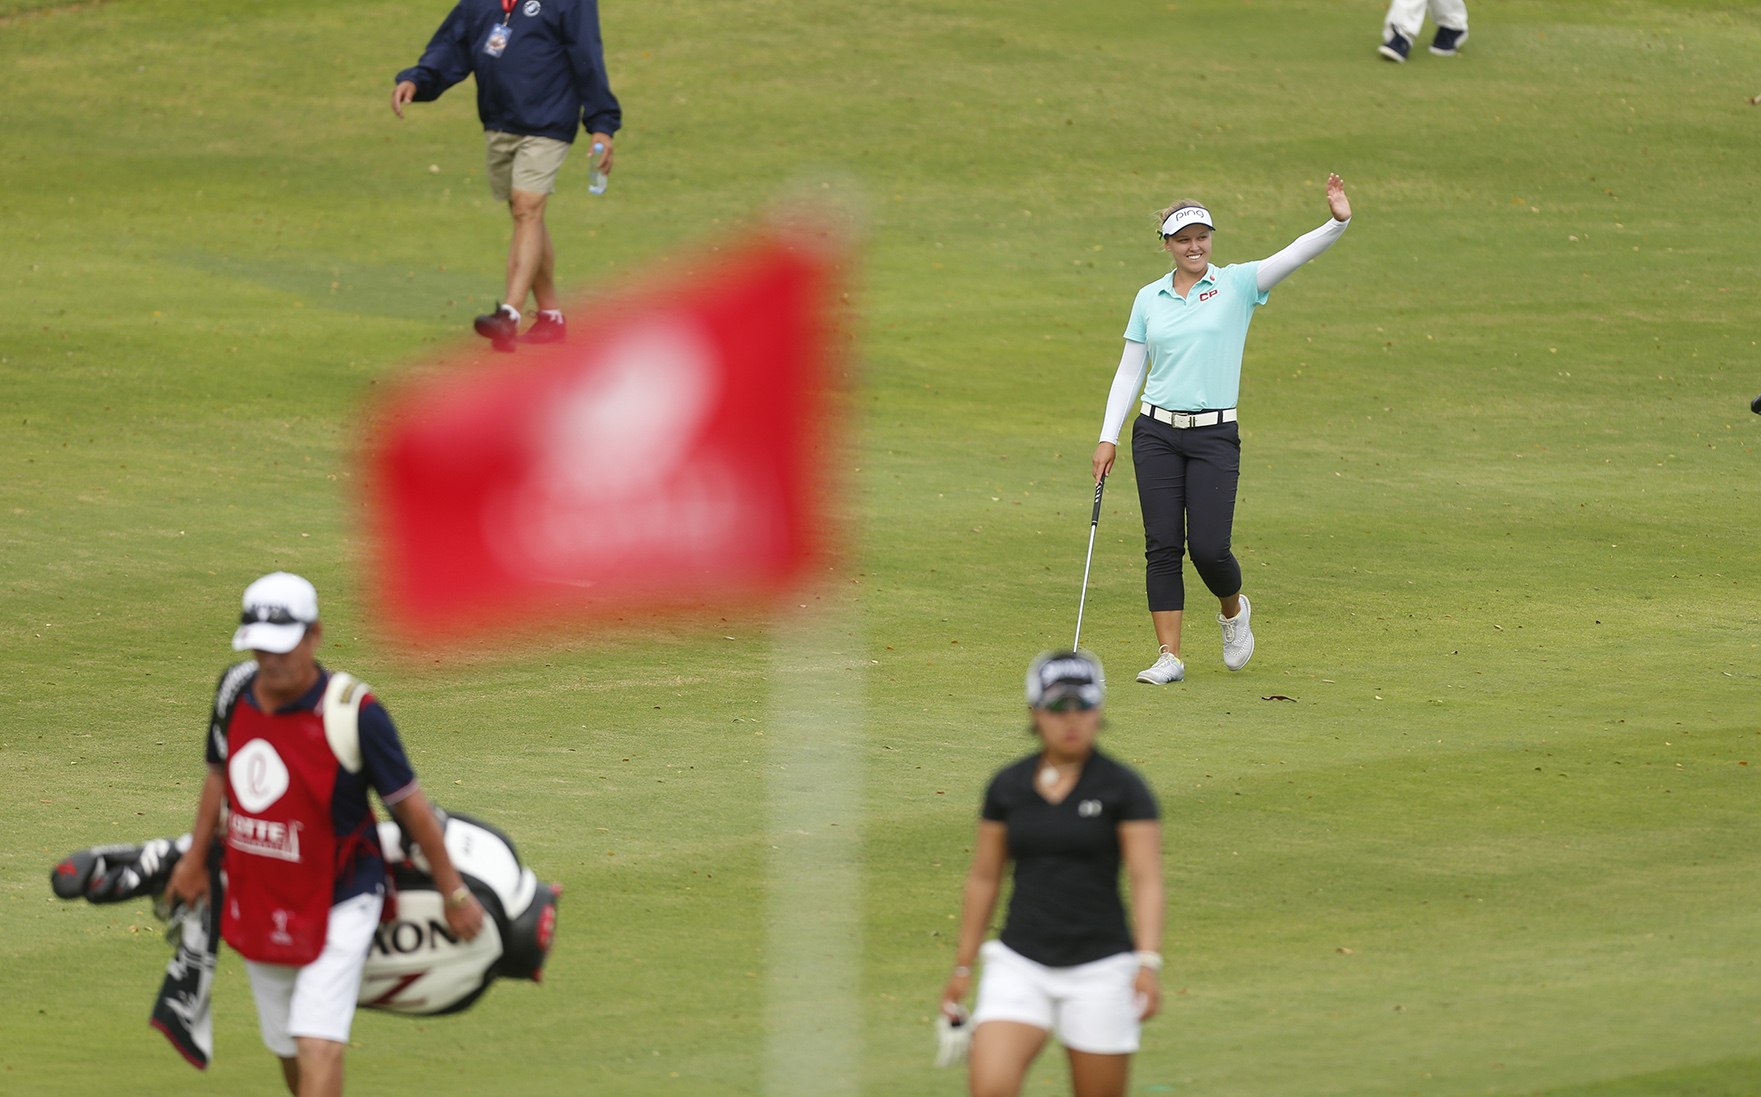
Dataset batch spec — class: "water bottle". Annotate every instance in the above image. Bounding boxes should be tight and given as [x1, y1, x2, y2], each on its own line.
[586, 141, 608, 196]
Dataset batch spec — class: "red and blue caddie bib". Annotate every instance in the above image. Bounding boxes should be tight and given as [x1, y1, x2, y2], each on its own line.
[220, 698, 343, 966]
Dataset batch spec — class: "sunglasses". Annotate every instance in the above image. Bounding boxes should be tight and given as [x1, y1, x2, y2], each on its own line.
[1042, 696, 1098, 713]
[240, 605, 308, 626]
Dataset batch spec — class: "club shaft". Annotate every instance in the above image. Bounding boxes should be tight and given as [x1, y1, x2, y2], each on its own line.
[1073, 477, 1106, 649]
[1074, 523, 1099, 649]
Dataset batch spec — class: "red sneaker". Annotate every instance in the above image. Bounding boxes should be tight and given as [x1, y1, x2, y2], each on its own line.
[520, 314, 567, 344]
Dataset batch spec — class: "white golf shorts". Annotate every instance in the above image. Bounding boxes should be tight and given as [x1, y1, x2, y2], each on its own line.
[971, 939, 1142, 1054]
[243, 892, 383, 1057]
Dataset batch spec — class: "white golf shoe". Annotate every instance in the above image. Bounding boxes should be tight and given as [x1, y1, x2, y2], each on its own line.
[1136, 650, 1185, 685]
[1219, 595, 1255, 671]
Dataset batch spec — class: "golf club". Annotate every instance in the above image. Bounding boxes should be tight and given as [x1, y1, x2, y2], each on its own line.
[1073, 475, 1107, 649]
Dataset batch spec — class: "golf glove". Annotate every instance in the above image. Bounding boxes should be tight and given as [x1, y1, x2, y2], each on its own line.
[935, 1005, 971, 1068]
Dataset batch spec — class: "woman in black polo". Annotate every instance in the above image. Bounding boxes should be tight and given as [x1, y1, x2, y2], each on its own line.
[939, 650, 1164, 1097]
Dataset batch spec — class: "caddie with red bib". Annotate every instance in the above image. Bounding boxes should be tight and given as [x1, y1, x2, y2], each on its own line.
[166, 572, 485, 1097]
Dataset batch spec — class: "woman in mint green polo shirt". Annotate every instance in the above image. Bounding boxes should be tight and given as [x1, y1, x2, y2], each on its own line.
[1091, 174, 1352, 686]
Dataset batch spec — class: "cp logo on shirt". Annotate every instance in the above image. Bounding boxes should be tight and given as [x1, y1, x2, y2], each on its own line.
[230, 739, 290, 813]
[1198, 289, 1219, 302]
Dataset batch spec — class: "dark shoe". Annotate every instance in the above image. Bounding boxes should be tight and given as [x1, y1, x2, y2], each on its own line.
[520, 313, 567, 344]
[1429, 26, 1467, 56]
[1378, 32, 1411, 63]
[474, 306, 518, 353]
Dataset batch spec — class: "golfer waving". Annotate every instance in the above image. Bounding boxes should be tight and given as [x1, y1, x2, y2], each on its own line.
[1093, 175, 1352, 685]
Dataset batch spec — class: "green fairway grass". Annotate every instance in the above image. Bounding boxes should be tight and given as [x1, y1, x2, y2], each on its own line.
[4, 1, 1758, 1094]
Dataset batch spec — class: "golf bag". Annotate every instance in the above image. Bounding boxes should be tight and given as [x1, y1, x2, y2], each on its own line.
[50, 808, 559, 1068]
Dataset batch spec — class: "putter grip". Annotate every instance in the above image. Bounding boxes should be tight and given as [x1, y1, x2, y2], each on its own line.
[1090, 478, 1106, 525]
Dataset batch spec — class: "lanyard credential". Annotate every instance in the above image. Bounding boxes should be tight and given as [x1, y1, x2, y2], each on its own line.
[485, 0, 515, 57]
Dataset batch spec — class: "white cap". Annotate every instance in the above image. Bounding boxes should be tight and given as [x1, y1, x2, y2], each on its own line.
[232, 572, 319, 653]
[1161, 206, 1215, 236]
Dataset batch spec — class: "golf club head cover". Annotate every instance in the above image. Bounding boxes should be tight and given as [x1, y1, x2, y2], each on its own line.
[50, 837, 187, 903]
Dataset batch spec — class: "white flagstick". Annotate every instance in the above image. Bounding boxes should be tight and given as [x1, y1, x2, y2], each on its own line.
[766, 589, 862, 1096]
[1073, 476, 1106, 649]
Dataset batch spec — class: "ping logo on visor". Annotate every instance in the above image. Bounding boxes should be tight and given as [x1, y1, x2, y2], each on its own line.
[1161, 206, 1214, 236]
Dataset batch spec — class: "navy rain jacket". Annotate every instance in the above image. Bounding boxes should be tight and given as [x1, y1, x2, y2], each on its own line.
[396, 0, 621, 144]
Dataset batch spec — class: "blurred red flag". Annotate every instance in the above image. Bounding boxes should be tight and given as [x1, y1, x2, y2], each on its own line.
[366, 232, 841, 640]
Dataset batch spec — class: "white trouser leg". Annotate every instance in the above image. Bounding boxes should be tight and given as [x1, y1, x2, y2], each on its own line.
[1383, 0, 1430, 40]
[1429, 0, 1468, 32]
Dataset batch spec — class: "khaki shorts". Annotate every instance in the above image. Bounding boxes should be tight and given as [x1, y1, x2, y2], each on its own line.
[484, 131, 571, 202]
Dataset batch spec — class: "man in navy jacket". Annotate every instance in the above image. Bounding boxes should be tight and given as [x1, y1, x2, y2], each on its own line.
[393, 0, 622, 350]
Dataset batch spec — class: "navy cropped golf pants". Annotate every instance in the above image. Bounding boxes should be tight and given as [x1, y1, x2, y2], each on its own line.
[1130, 413, 1242, 612]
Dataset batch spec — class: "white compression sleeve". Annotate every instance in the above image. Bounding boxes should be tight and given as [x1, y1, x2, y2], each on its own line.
[1255, 217, 1350, 293]
[1098, 340, 1149, 444]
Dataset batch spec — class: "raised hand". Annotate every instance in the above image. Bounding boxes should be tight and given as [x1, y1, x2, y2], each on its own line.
[1327, 172, 1351, 222]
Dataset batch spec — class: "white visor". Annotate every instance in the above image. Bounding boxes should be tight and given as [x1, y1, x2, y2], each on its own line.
[1025, 650, 1106, 709]
[1161, 206, 1214, 236]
